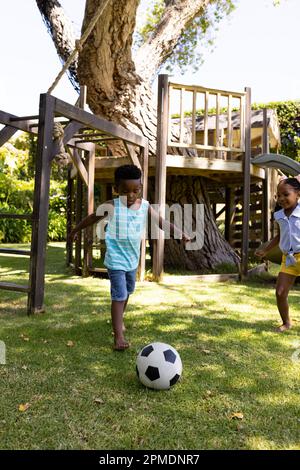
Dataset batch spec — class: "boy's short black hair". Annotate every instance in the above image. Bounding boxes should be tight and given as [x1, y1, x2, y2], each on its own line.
[279, 177, 300, 191]
[114, 165, 142, 185]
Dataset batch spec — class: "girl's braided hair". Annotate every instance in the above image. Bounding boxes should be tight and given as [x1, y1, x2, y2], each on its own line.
[279, 177, 300, 191]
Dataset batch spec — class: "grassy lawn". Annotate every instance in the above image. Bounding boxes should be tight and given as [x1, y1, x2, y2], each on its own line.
[0, 243, 300, 450]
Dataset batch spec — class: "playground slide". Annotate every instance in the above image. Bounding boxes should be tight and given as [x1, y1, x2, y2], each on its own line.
[252, 152, 300, 264]
[251, 153, 300, 176]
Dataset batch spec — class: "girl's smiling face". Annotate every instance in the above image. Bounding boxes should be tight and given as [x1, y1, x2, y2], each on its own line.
[277, 182, 300, 213]
[116, 179, 142, 207]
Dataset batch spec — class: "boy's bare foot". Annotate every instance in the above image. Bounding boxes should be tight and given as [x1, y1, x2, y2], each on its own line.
[114, 337, 130, 351]
[275, 323, 292, 332]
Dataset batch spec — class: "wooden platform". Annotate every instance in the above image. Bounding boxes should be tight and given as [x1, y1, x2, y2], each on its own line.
[94, 155, 265, 184]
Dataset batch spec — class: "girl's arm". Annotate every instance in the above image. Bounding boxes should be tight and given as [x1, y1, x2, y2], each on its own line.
[69, 200, 113, 241]
[255, 233, 280, 258]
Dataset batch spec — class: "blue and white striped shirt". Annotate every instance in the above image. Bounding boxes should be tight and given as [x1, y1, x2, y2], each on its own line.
[104, 197, 149, 271]
[274, 203, 300, 254]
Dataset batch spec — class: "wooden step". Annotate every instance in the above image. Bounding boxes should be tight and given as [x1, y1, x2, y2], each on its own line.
[0, 282, 30, 293]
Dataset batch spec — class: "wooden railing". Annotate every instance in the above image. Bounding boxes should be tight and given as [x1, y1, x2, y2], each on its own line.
[168, 81, 248, 159]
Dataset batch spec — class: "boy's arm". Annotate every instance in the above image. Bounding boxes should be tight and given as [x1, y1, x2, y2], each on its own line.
[69, 200, 113, 241]
[148, 205, 191, 243]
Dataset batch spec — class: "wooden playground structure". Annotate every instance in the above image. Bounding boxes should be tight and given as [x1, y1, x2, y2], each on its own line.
[0, 74, 296, 314]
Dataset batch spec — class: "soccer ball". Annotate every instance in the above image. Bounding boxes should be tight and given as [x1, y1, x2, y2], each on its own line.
[136, 342, 182, 390]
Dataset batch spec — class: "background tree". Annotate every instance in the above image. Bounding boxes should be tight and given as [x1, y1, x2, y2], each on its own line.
[36, 0, 243, 270]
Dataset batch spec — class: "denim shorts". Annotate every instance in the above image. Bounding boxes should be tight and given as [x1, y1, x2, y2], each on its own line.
[107, 269, 137, 301]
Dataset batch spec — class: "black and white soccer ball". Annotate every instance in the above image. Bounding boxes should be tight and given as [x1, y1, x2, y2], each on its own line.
[136, 342, 182, 390]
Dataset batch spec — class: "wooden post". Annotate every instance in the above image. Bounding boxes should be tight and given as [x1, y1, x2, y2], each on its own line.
[28, 93, 55, 314]
[83, 145, 95, 275]
[225, 187, 235, 243]
[153, 74, 169, 281]
[75, 172, 83, 275]
[138, 140, 149, 282]
[241, 88, 251, 278]
[66, 168, 73, 266]
[262, 108, 270, 242]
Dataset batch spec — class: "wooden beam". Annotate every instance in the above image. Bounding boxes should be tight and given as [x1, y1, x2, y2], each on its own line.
[0, 125, 17, 146]
[153, 74, 169, 281]
[124, 141, 142, 170]
[0, 110, 38, 134]
[0, 282, 30, 293]
[138, 141, 149, 282]
[54, 96, 147, 148]
[28, 93, 56, 314]
[262, 108, 270, 242]
[68, 148, 88, 186]
[241, 87, 252, 278]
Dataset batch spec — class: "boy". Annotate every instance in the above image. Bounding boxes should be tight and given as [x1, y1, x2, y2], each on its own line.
[69, 164, 190, 350]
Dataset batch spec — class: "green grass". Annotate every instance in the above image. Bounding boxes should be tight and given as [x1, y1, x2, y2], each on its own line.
[1, 243, 300, 450]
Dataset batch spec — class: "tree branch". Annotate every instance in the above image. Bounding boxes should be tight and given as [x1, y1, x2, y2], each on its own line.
[135, 0, 211, 83]
[36, 0, 79, 90]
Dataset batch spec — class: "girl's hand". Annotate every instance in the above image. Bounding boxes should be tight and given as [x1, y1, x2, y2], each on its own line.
[255, 248, 267, 258]
[68, 230, 78, 243]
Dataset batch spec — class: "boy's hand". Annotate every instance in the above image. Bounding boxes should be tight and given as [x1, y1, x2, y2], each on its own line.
[182, 233, 191, 244]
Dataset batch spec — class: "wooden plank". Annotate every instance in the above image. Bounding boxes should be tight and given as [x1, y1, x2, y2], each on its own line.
[204, 91, 209, 147]
[192, 90, 196, 145]
[66, 168, 73, 266]
[27, 93, 56, 314]
[179, 88, 185, 144]
[138, 141, 149, 282]
[240, 96, 245, 151]
[262, 108, 270, 242]
[75, 173, 83, 275]
[54, 96, 147, 148]
[124, 142, 142, 170]
[241, 87, 252, 278]
[0, 110, 38, 134]
[0, 282, 30, 293]
[153, 74, 169, 281]
[83, 144, 95, 275]
[216, 92, 221, 158]
[169, 82, 246, 98]
[69, 148, 88, 186]
[0, 125, 17, 146]
[168, 142, 244, 152]
[0, 248, 31, 256]
[227, 94, 233, 148]
[0, 213, 32, 220]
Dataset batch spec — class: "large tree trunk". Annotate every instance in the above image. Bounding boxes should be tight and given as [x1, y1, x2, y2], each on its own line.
[163, 176, 240, 270]
[36, 0, 241, 271]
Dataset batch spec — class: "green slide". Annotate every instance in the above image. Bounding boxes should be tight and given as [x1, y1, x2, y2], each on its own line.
[251, 153, 300, 176]
[252, 152, 300, 264]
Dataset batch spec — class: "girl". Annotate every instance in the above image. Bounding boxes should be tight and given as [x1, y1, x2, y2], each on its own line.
[256, 177, 300, 332]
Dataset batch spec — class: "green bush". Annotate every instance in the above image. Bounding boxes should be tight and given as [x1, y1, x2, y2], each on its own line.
[0, 204, 32, 243]
[0, 137, 68, 242]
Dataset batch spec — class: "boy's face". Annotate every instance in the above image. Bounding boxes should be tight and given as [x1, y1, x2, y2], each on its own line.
[115, 179, 142, 207]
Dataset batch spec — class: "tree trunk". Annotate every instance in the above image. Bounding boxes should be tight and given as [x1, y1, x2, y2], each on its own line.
[162, 176, 240, 270]
[36, 0, 241, 271]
